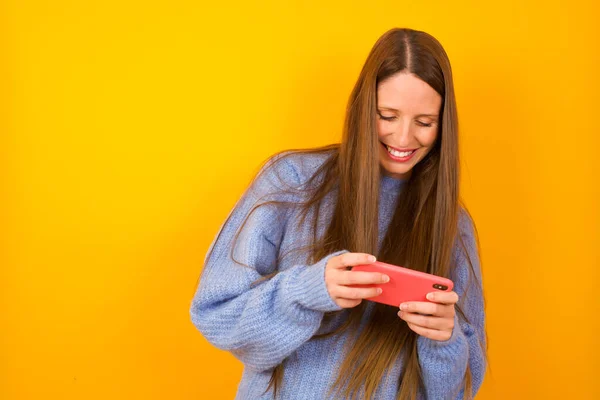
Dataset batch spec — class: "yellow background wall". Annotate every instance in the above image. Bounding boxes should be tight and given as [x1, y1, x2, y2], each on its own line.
[2, 1, 598, 399]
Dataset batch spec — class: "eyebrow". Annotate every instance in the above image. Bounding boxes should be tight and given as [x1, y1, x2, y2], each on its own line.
[378, 106, 439, 118]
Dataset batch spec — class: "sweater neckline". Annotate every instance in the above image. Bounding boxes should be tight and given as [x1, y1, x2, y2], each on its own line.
[380, 173, 406, 194]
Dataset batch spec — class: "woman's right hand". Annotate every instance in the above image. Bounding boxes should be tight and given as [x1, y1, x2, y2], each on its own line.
[325, 252, 389, 308]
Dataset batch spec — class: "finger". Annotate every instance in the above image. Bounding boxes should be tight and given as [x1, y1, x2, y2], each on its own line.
[399, 301, 453, 317]
[330, 253, 376, 270]
[405, 322, 452, 342]
[337, 298, 362, 308]
[398, 311, 454, 331]
[339, 270, 389, 285]
[426, 290, 459, 305]
[334, 285, 382, 300]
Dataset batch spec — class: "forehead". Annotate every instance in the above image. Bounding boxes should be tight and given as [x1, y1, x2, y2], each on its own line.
[377, 72, 442, 114]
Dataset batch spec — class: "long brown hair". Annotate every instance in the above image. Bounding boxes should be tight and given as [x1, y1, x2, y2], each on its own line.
[219, 27, 484, 399]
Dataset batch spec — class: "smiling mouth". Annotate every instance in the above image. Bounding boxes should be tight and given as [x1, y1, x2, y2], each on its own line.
[381, 142, 417, 158]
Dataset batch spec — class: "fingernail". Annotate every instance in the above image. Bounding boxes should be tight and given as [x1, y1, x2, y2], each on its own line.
[377, 288, 383, 295]
[369, 256, 376, 262]
[426, 293, 433, 301]
[400, 303, 406, 310]
[382, 275, 390, 283]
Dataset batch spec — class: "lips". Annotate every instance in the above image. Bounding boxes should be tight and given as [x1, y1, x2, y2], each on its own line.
[381, 142, 418, 162]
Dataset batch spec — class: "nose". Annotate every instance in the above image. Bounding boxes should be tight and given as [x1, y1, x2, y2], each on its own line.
[391, 120, 413, 147]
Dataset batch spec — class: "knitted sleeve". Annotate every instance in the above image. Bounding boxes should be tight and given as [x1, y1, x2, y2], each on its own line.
[190, 153, 344, 372]
[417, 211, 487, 399]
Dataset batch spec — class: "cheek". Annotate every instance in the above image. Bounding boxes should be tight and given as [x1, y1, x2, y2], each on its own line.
[376, 120, 386, 139]
[416, 129, 438, 148]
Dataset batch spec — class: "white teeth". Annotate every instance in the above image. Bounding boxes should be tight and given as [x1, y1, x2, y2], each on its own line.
[386, 145, 415, 158]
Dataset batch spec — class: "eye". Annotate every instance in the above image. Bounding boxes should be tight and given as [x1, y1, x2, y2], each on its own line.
[377, 113, 397, 121]
[416, 120, 433, 127]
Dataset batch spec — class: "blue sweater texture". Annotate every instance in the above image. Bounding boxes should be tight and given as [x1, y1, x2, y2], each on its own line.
[190, 151, 486, 399]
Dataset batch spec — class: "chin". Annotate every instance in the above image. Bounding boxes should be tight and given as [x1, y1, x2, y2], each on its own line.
[381, 163, 414, 179]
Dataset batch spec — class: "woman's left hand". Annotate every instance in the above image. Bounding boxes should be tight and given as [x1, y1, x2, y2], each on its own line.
[398, 291, 459, 342]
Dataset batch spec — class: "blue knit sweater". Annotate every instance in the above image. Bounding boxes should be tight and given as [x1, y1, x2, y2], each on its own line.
[190, 151, 486, 399]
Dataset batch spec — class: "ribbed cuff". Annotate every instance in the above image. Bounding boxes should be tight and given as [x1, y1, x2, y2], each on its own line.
[288, 250, 348, 313]
[417, 314, 468, 358]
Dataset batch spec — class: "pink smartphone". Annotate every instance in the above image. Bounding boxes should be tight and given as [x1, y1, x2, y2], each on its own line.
[351, 261, 454, 307]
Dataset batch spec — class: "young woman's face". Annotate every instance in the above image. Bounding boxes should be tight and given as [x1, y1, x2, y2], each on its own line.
[376, 72, 442, 180]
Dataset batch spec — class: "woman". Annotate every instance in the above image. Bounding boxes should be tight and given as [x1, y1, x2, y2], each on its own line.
[190, 27, 486, 400]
